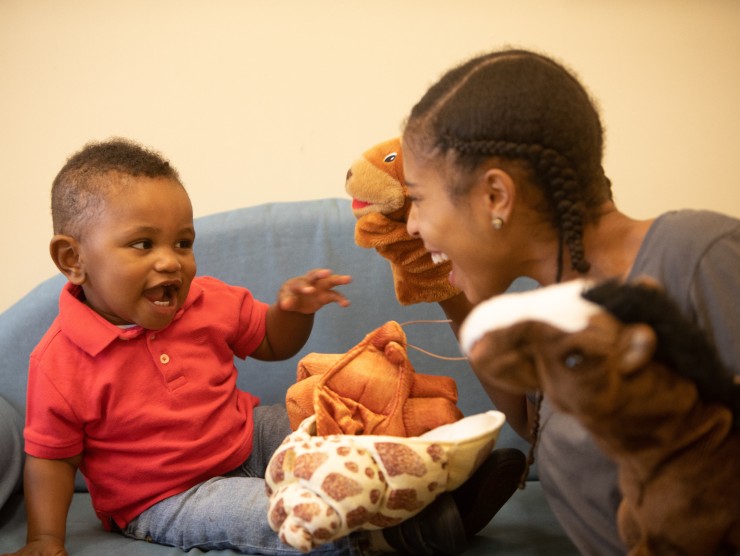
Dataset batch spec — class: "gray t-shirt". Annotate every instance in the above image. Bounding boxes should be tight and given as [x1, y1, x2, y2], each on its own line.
[535, 210, 740, 555]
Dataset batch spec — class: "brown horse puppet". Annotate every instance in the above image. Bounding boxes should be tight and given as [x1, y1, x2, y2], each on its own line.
[460, 279, 740, 556]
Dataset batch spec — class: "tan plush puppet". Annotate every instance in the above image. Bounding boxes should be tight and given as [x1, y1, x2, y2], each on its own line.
[460, 279, 740, 556]
[345, 138, 460, 305]
[285, 321, 463, 436]
[266, 410, 505, 552]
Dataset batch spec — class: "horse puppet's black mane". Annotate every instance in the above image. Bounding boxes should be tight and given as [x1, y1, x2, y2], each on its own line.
[582, 280, 740, 429]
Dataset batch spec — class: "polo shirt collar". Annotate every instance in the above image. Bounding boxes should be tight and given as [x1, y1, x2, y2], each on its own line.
[58, 280, 204, 357]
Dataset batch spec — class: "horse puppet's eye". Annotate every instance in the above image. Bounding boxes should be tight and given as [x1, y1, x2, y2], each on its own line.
[564, 351, 585, 369]
[384, 152, 397, 163]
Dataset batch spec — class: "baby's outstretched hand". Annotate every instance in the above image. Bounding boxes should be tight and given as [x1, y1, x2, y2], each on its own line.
[278, 269, 351, 314]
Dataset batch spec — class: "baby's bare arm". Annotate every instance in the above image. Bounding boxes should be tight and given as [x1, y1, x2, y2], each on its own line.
[251, 269, 351, 361]
[5, 454, 81, 556]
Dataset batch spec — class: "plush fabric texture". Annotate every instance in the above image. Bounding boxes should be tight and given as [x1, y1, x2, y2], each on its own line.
[266, 411, 505, 551]
[345, 138, 460, 305]
[460, 279, 740, 556]
[286, 321, 463, 437]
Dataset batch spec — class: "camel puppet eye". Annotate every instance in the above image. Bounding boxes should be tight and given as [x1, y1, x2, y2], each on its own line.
[384, 152, 397, 163]
[564, 351, 585, 369]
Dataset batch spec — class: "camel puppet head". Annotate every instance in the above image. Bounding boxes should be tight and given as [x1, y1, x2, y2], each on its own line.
[459, 279, 739, 430]
[459, 279, 740, 554]
[458, 279, 664, 424]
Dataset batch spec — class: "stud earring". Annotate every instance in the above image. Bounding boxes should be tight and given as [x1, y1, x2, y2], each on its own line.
[492, 216, 504, 230]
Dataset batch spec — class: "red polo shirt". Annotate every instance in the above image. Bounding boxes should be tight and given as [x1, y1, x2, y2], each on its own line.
[24, 276, 269, 529]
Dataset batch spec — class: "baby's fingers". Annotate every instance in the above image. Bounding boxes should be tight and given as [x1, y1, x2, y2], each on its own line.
[278, 270, 352, 312]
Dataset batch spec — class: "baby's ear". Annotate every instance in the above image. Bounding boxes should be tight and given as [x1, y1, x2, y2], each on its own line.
[50, 235, 86, 285]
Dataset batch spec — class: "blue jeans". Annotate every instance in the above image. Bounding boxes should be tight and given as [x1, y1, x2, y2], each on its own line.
[123, 404, 366, 555]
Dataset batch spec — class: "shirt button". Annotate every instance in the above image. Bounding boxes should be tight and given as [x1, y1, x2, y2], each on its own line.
[160, 354, 170, 364]
[150, 333, 157, 340]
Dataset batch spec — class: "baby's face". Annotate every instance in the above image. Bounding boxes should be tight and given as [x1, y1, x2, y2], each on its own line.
[76, 175, 196, 330]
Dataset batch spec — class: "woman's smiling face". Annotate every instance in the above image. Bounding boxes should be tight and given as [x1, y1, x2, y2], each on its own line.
[73, 175, 197, 330]
[403, 145, 511, 305]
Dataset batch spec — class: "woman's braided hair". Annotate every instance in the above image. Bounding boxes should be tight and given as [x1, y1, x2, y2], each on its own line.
[404, 49, 612, 282]
[405, 49, 614, 477]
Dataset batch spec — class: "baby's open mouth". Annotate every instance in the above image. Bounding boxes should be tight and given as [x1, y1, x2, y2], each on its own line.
[145, 283, 179, 307]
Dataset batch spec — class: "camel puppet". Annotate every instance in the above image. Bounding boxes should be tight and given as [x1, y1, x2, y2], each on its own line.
[459, 279, 740, 556]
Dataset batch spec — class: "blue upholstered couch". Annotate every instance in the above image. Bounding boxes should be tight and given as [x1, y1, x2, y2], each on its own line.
[0, 198, 578, 555]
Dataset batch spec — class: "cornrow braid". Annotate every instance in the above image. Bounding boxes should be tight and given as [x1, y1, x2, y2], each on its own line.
[403, 48, 615, 489]
[520, 391, 544, 488]
[443, 135, 591, 282]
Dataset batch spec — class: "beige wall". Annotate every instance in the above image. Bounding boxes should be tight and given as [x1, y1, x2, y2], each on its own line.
[2, 0, 739, 313]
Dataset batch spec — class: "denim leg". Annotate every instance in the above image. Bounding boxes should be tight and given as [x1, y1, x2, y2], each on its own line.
[241, 404, 294, 477]
[123, 405, 367, 555]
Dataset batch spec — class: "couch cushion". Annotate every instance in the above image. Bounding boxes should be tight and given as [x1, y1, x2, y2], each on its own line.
[0, 396, 24, 505]
[0, 274, 65, 415]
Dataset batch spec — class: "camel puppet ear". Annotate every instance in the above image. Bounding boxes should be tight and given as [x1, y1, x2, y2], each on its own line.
[618, 323, 657, 375]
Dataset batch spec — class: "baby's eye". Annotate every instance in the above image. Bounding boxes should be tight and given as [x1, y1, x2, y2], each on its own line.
[176, 239, 194, 249]
[383, 152, 397, 163]
[131, 240, 153, 250]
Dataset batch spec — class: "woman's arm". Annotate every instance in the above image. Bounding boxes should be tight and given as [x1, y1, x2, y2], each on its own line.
[440, 292, 535, 442]
[438, 292, 474, 338]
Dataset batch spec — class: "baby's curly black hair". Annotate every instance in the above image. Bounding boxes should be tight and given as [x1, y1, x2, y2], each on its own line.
[51, 137, 182, 237]
[404, 49, 613, 282]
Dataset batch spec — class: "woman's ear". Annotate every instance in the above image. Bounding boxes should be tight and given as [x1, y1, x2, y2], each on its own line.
[50, 235, 86, 285]
[481, 168, 516, 222]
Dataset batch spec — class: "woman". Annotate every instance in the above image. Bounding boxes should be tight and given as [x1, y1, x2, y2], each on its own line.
[401, 48, 740, 554]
